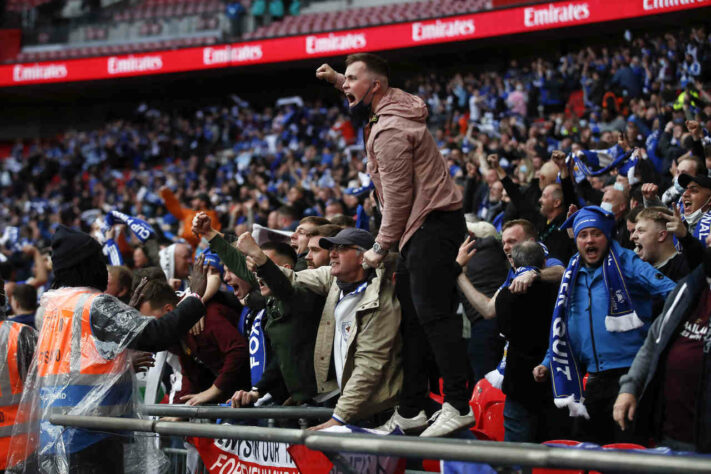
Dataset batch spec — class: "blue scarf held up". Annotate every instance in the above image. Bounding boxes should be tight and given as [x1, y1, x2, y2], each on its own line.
[103, 238, 124, 266]
[104, 210, 155, 243]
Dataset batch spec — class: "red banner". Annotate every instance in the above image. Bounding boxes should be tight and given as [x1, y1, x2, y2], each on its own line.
[189, 434, 407, 474]
[189, 436, 300, 474]
[0, 0, 707, 87]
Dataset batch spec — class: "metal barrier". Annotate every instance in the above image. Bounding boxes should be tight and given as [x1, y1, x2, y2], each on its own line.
[140, 404, 333, 420]
[50, 414, 711, 473]
[163, 444, 209, 474]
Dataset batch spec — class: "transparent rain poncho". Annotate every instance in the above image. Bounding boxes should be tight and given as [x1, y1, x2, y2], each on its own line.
[0, 320, 37, 472]
[6, 287, 169, 474]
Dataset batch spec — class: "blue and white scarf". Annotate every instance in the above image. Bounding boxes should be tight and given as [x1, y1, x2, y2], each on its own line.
[355, 204, 370, 231]
[103, 210, 155, 243]
[569, 146, 634, 183]
[690, 211, 711, 248]
[549, 242, 641, 417]
[103, 238, 124, 266]
[241, 308, 266, 387]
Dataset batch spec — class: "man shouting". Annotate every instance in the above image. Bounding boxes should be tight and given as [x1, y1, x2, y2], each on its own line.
[317, 54, 472, 437]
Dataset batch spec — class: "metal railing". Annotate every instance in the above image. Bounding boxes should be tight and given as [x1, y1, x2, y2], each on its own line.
[140, 404, 333, 420]
[50, 414, 711, 473]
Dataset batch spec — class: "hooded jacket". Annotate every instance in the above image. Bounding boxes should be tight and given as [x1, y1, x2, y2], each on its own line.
[619, 262, 711, 452]
[335, 78, 462, 251]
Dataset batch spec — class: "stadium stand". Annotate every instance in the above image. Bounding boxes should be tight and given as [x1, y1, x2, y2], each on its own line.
[246, 0, 491, 39]
[5, 0, 494, 62]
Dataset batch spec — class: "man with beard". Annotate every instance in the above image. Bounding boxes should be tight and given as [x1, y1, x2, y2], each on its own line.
[317, 53, 471, 437]
[304, 224, 342, 270]
[533, 207, 676, 445]
[290, 217, 330, 271]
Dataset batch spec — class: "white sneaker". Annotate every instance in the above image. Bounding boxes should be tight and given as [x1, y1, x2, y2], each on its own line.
[420, 402, 476, 437]
[375, 408, 429, 434]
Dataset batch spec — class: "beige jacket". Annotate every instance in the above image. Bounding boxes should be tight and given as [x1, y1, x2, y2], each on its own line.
[335, 76, 462, 251]
[281, 260, 402, 422]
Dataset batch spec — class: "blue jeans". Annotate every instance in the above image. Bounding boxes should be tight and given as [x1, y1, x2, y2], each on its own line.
[467, 318, 505, 383]
[504, 398, 536, 443]
[504, 398, 572, 443]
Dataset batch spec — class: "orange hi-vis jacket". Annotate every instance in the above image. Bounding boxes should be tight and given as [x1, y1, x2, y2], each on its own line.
[36, 287, 132, 454]
[0, 321, 35, 470]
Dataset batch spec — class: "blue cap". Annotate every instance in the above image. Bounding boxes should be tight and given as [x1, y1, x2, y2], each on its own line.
[560, 206, 615, 241]
[202, 249, 224, 276]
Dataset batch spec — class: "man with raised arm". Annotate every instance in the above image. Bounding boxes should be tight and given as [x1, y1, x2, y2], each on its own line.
[317, 54, 472, 436]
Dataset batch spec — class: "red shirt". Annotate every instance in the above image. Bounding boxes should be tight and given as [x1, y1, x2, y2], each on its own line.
[662, 286, 711, 443]
[173, 299, 250, 401]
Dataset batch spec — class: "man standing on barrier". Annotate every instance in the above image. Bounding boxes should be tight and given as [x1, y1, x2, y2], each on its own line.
[317, 53, 473, 436]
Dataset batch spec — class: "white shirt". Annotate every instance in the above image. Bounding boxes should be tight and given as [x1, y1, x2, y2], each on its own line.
[333, 282, 368, 390]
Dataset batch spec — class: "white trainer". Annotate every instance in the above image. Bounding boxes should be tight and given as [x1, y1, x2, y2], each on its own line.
[375, 408, 429, 434]
[420, 402, 476, 437]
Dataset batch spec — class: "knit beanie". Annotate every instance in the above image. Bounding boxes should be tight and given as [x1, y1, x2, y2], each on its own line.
[51, 225, 104, 272]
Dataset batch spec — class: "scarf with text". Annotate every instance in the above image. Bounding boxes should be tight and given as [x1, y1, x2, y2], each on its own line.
[104, 210, 155, 243]
[549, 240, 641, 418]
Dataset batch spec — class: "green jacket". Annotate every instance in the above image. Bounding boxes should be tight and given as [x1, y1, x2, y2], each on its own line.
[209, 235, 322, 403]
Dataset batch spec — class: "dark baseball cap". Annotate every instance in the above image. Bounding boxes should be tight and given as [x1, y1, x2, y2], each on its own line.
[319, 228, 374, 251]
[678, 173, 711, 190]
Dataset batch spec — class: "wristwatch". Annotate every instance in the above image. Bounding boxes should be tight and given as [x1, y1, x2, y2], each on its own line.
[372, 242, 388, 256]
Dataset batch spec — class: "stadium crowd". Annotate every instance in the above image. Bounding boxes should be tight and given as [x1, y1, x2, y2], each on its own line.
[0, 20, 710, 472]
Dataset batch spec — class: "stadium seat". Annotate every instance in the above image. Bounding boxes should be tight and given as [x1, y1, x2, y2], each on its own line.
[601, 443, 646, 450]
[247, 0, 493, 39]
[469, 378, 505, 422]
[584, 444, 646, 474]
[422, 458, 441, 472]
[428, 378, 445, 405]
[471, 401, 505, 441]
[531, 441, 585, 474]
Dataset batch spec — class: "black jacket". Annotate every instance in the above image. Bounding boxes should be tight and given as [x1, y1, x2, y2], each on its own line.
[459, 236, 509, 323]
[496, 279, 558, 409]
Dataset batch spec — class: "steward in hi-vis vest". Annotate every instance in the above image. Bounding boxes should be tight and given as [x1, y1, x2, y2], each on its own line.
[7, 226, 208, 474]
[0, 320, 36, 473]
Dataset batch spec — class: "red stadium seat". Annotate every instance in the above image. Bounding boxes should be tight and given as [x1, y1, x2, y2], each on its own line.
[601, 443, 646, 450]
[469, 378, 505, 422]
[471, 401, 505, 441]
[422, 459, 441, 472]
[531, 441, 586, 474]
[428, 378, 445, 405]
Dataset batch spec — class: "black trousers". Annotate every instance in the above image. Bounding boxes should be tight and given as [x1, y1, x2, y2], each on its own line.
[574, 368, 646, 446]
[396, 210, 471, 416]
